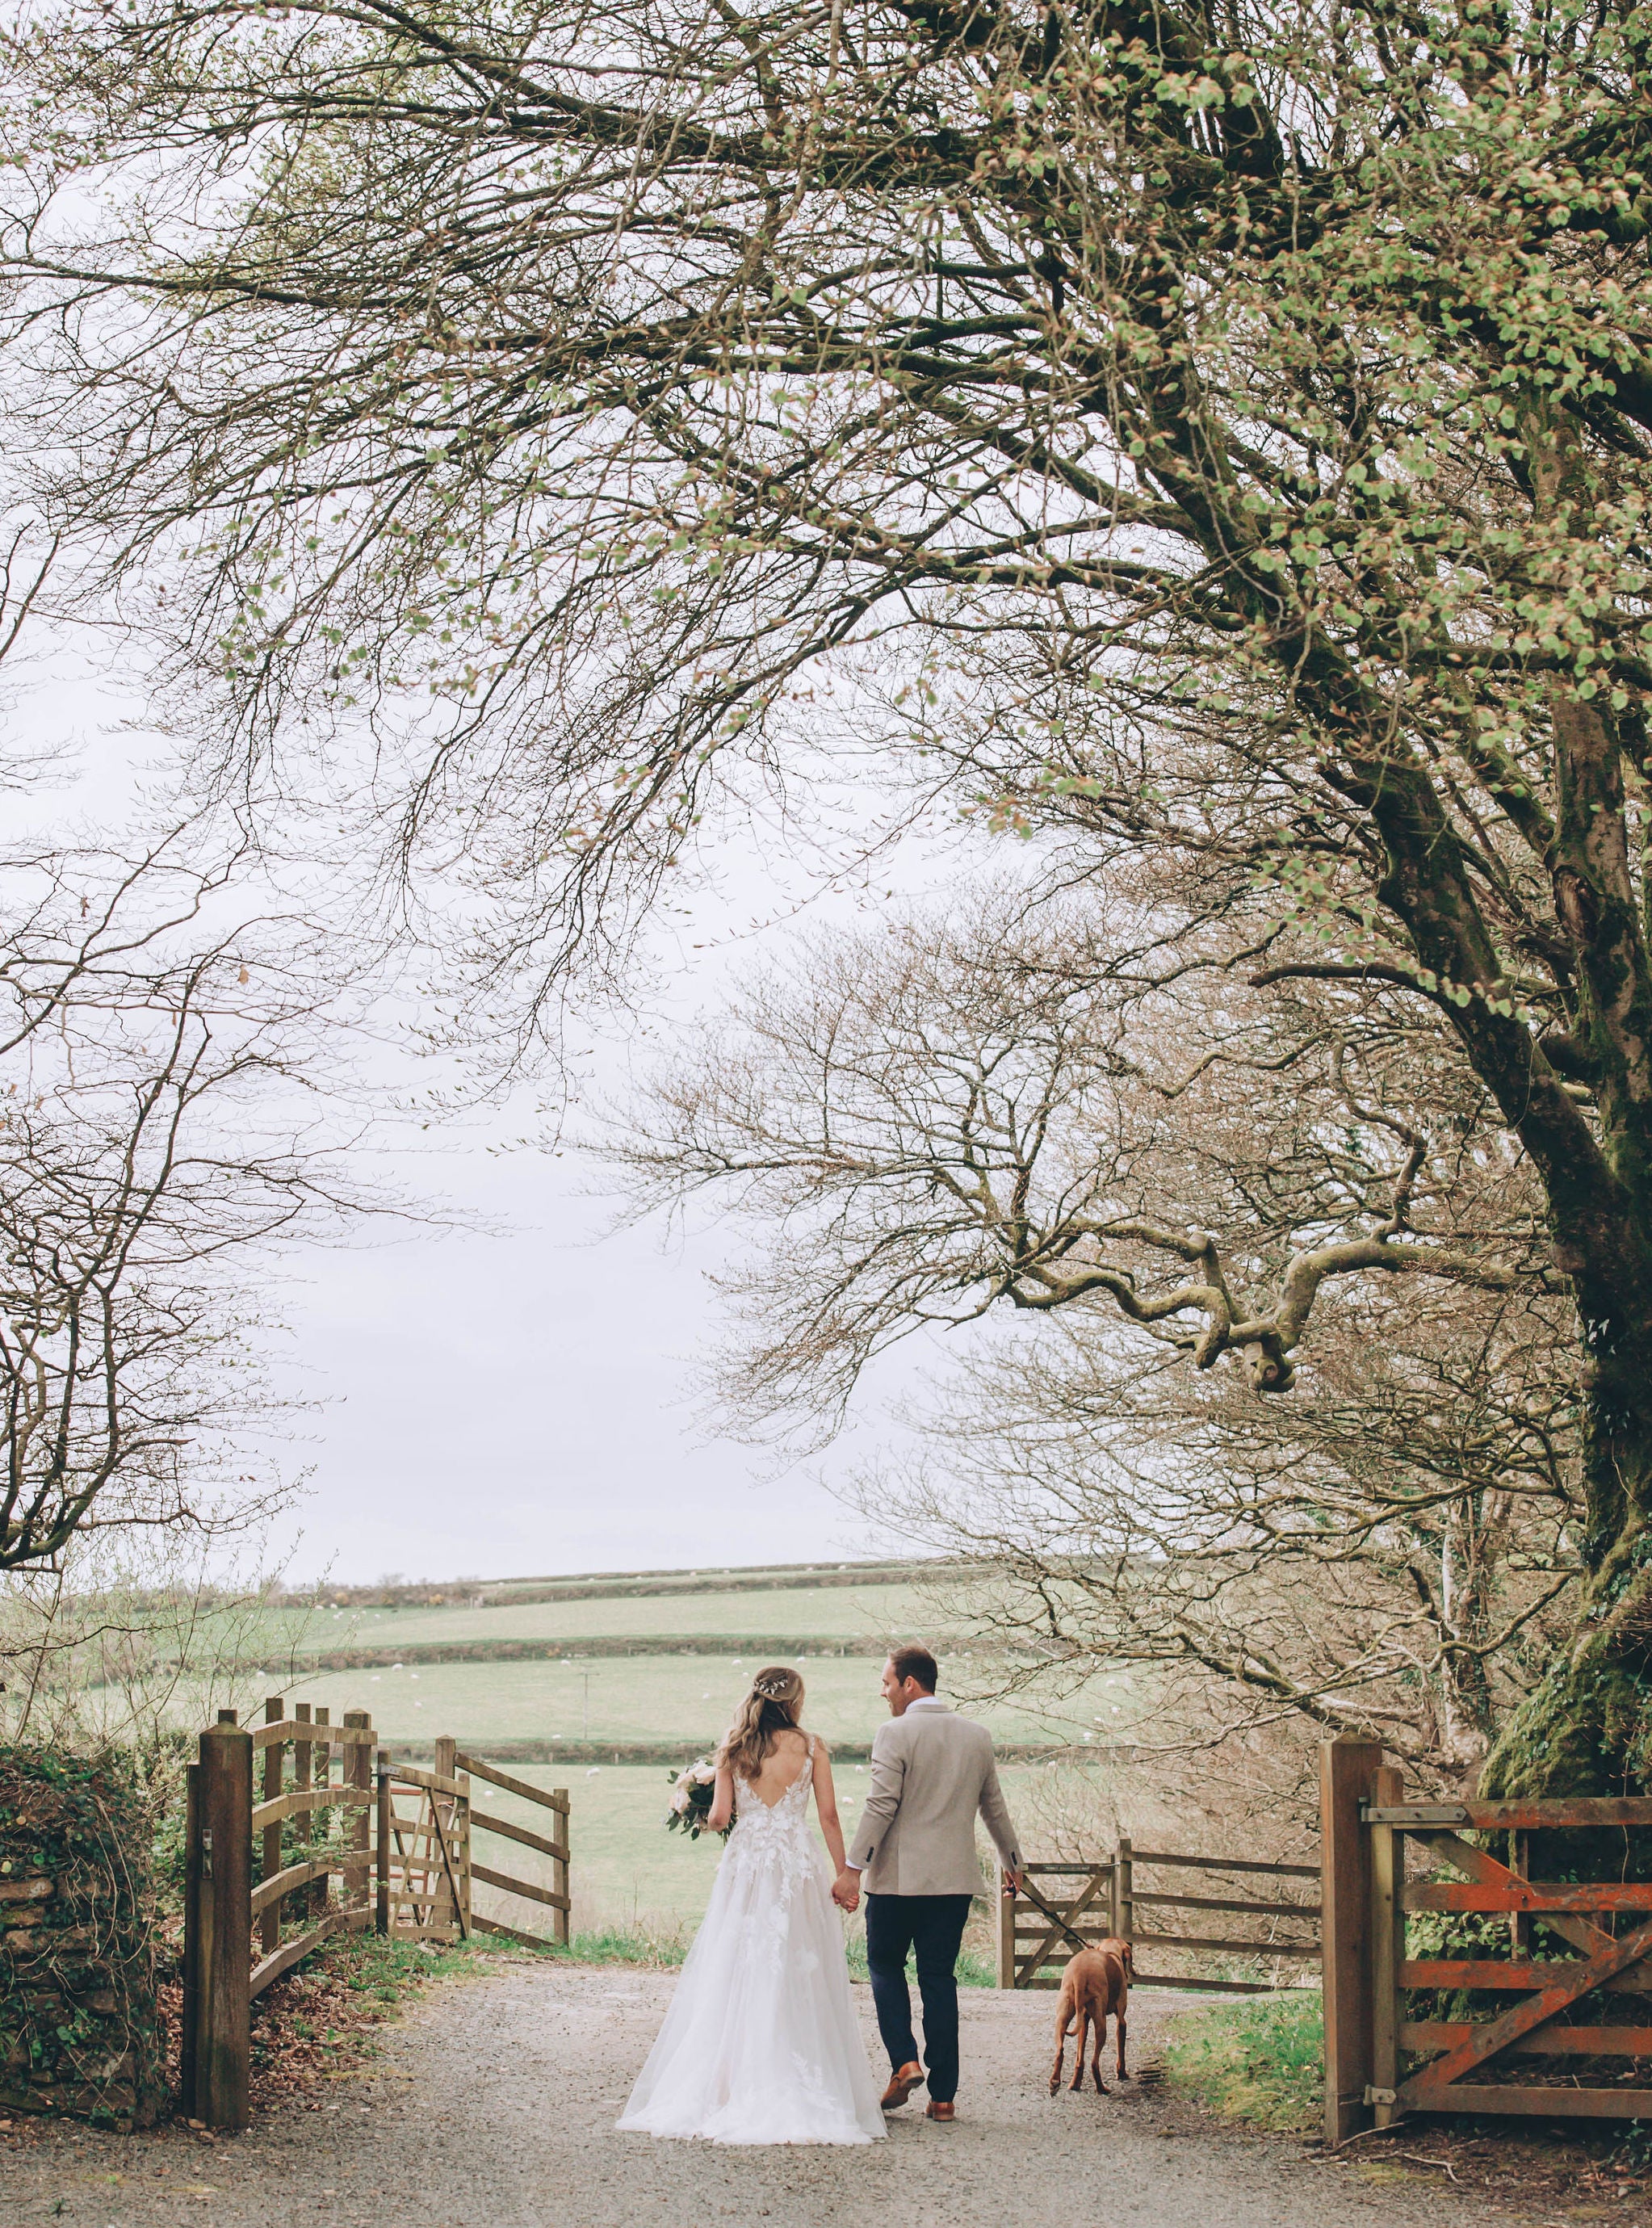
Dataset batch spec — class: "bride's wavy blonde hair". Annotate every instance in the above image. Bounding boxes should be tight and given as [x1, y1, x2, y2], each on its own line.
[720, 1665, 806, 1781]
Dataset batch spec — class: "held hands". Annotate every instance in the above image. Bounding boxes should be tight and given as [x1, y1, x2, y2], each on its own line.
[832, 1868, 861, 1914]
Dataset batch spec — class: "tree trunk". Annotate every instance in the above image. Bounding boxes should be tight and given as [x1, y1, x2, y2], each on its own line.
[1437, 1506, 1499, 1784]
[1480, 1333, 1652, 1799]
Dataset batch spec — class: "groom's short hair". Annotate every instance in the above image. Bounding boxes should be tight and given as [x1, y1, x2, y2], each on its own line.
[890, 1643, 938, 1693]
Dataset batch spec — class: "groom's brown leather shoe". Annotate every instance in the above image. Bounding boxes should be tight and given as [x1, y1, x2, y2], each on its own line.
[881, 2062, 925, 2110]
[925, 2101, 956, 2122]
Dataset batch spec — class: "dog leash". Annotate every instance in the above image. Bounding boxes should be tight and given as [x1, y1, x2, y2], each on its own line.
[1009, 1875, 1110, 1959]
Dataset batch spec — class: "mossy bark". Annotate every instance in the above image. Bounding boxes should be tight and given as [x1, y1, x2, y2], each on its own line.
[1480, 1337, 1652, 1801]
[1478, 1650, 1650, 1802]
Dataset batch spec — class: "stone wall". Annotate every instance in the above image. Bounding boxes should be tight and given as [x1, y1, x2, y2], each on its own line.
[0, 1748, 167, 2129]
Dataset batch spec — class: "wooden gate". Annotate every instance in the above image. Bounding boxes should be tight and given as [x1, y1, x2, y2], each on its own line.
[1374, 1791, 1652, 2122]
[1320, 1736, 1652, 2142]
[376, 1739, 470, 1943]
[182, 1701, 377, 2129]
[998, 1835, 1319, 1991]
[999, 1857, 1117, 1987]
[459, 1751, 571, 1951]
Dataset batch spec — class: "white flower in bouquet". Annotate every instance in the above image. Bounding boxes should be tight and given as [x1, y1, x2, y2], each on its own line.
[664, 1753, 726, 1840]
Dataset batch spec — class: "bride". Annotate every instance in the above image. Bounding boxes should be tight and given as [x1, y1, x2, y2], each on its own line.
[617, 1664, 887, 2145]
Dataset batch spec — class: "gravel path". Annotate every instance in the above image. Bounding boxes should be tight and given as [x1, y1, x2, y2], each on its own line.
[0, 1961, 1524, 2227]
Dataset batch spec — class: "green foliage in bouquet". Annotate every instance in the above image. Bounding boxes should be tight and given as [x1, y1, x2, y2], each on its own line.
[665, 1756, 727, 1840]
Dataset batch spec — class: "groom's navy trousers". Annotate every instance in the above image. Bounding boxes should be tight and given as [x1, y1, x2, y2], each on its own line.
[864, 1892, 975, 2104]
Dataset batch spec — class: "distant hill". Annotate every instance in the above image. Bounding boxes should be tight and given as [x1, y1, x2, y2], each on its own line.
[296, 1557, 992, 1611]
[288, 1634, 884, 1669]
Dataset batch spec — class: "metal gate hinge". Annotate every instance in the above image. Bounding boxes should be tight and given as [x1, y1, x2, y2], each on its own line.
[1364, 2086, 1397, 2105]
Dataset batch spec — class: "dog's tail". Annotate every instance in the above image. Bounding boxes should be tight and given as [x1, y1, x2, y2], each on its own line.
[1120, 1941, 1136, 1983]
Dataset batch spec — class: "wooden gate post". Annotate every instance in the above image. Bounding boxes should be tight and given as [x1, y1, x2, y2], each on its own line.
[1115, 1835, 1134, 1953]
[453, 1762, 472, 1941]
[260, 1695, 284, 1955]
[1368, 1763, 1403, 2129]
[434, 1735, 453, 1934]
[180, 1760, 201, 2113]
[310, 1708, 331, 1915]
[375, 1756, 392, 1936]
[1320, 1734, 1383, 2146]
[293, 1702, 313, 1915]
[997, 1865, 1015, 1988]
[434, 1735, 470, 1938]
[195, 1710, 253, 2130]
[343, 1711, 372, 1910]
[553, 1787, 570, 1946]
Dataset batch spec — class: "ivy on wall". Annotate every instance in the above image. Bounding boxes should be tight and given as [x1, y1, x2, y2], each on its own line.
[0, 1748, 167, 2129]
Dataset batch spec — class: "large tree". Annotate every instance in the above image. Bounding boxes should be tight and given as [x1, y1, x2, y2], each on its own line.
[610, 891, 1580, 1787]
[9, 0, 1652, 1786]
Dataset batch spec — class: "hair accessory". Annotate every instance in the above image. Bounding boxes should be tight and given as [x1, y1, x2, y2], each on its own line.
[753, 1674, 792, 1698]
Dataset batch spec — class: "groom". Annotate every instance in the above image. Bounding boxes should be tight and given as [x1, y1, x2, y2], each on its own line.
[832, 1643, 1023, 2123]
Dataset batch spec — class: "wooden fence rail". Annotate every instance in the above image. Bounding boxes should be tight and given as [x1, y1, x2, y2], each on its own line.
[459, 1750, 570, 1951]
[182, 1700, 572, 2129]
[997, 1836, 1321, 1992]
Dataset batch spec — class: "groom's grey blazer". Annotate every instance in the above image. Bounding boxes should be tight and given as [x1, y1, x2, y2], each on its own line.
[846, 1701, 1022, 1898]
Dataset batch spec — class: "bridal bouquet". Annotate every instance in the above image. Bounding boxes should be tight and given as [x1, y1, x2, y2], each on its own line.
[665, 1756, 727, 1840]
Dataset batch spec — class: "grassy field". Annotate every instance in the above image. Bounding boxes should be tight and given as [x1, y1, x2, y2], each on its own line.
[471, 1762, 722, 1932]
[278, 1651, 1133, 1749]
[464, 1759, 1052, 1933]
[292, 1653, 895, 1746]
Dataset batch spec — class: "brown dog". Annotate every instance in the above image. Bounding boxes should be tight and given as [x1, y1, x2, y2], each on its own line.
[1050, 1938, 1132, 2095]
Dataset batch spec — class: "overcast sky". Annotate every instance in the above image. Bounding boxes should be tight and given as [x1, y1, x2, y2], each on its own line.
[30, 650, 974, 1585]
[267, 1101, 916, 1585]
[268, 853, 966, 1587]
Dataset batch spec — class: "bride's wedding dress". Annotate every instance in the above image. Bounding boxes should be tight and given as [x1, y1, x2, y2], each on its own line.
[617, 1735, 887, 2144]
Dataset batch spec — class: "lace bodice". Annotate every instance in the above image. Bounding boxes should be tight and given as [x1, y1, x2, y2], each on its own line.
[724, 1735, 824, 1890]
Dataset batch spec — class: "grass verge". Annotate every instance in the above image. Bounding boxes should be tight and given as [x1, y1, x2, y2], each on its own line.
[543, 1922, 691, 1967]
[1160, 1989, 1323, 2134]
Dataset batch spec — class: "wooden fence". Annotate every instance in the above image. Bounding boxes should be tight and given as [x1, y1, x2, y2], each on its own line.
[999, 1834, 1320, 1991]
[182, 1702, 378, 2128]
[1321, 1735, 1652, 2143]
[182, 1698, 571, 2128]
